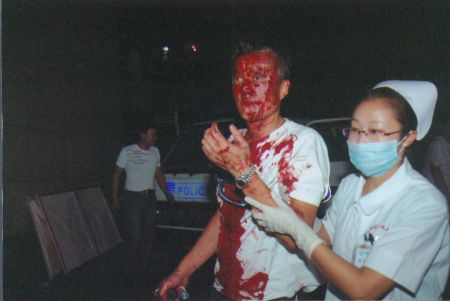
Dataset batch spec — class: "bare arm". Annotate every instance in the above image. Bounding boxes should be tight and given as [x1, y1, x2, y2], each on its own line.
[158, 211, 220, 300]
[175, 210, 220, 275]
[112, 166, 123, 210]
[155, 166, 175, 206]
[247, 199, 394, 300]
[311, 244, 395, 300]
[313, 216, 393, 298]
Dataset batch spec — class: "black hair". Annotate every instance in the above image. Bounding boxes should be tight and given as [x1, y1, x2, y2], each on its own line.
[362, 87, 418, 136]
[231, 41, 290, 82]
[136, 120, 158, 135]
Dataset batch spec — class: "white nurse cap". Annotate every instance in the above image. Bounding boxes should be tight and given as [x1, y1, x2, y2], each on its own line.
[373, 80, 438, 140]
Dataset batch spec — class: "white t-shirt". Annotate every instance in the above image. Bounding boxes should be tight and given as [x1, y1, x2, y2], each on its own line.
[115, 144, 160, 191]
[322, 159, 450, 300]
[214, 119, 330, 300]
[423, 136, 450, 191]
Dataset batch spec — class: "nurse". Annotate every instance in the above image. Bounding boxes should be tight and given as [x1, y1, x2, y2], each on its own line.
[245, 80, 450, 300]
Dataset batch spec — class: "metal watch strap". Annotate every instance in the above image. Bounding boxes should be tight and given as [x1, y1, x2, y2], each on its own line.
[235, 164, 257, 189]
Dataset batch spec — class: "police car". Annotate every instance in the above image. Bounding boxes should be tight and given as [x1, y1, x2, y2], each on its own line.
[155, 117, 353, 231]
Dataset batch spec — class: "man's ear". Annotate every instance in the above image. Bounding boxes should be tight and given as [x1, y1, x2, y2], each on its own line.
[279, 80, 291, 101]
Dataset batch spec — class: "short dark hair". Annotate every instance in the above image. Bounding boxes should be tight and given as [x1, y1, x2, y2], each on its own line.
[136, 121, 158, 135]
[363, 87, 418, 135]
[231, 42, 290, 81]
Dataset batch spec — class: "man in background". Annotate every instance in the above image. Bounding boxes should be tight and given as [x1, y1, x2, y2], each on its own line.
[112, 122, 175, 276]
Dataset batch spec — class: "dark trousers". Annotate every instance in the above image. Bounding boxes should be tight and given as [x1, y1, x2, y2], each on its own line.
[121, 190, 157, 273]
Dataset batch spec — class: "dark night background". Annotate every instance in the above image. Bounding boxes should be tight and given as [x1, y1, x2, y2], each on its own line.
[8, 0, 450, 125]
[118, 0, 450, 123]
[130, 1, 449, 114]
[3, 1, 450, 300]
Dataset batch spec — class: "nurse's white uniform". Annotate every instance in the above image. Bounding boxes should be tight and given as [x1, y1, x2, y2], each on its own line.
[322, 159, 450, 300]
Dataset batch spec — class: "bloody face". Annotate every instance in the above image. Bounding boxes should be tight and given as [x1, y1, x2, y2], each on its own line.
[232, 51, 285, 122]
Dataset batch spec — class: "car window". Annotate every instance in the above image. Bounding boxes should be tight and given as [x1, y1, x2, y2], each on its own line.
[308, 119, 350, 162]
[162, 122, 233, 173]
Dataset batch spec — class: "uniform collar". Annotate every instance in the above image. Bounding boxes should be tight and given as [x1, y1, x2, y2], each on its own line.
[357, 158, 412, 215]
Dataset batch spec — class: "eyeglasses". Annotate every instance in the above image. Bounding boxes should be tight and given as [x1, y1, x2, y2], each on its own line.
[342, 128, 403, 141]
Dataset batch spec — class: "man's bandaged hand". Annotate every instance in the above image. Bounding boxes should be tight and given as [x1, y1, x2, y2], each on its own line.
[245, 195, 324, 259]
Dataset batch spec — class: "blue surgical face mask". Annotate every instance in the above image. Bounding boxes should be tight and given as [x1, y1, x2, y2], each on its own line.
[347, 139, 403, 177]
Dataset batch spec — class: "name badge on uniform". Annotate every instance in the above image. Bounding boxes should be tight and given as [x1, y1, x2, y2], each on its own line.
[354, 245, 371, 268]
[353, 232, 374, 268]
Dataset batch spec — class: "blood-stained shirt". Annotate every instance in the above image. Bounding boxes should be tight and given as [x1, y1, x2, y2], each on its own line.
[213, 119, 330, 300]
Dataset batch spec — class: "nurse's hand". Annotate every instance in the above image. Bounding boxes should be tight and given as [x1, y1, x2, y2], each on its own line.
[245, 195, 325, 259]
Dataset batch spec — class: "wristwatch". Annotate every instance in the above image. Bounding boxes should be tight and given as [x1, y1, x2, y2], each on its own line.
[235, 165, 257, 189]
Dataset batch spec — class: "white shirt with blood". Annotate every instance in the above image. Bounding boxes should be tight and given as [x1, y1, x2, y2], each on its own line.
[213, 119, 330, 300]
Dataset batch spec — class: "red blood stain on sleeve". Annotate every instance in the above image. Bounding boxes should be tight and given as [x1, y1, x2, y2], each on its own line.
[250, 134, 299, 193]
[276, 135, 298, 193]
